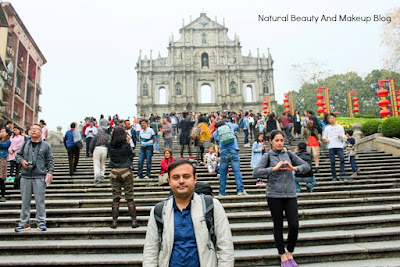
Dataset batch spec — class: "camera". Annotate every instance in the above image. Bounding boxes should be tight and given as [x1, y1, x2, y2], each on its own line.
[27, 161, 36, 171]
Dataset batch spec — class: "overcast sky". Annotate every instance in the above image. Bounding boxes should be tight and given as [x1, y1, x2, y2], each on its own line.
[9, 0, 399, 132]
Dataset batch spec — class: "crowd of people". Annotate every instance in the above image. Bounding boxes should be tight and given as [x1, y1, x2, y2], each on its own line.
[0, 109, 363, 267]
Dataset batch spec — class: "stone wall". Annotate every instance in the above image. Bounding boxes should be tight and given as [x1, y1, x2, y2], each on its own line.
[357, 133, 400, 156]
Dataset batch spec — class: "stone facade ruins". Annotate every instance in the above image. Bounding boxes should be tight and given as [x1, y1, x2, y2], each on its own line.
[136, 13, 276, 115]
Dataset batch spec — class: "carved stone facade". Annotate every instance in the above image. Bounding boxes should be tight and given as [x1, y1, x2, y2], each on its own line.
[136, 13, 276, 115]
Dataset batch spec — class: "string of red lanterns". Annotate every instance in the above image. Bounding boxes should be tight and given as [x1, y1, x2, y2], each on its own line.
[283, 94, 290, 114]
[263, 97, 268, 115]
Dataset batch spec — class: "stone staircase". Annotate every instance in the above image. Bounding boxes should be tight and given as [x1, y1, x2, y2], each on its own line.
[0, 135, 400, 266]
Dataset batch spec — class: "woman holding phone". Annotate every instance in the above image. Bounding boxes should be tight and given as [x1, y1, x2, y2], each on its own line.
[253, 130, 310, 267]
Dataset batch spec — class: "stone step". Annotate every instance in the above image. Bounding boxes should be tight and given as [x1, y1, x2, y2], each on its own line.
[1, 226, 400, 255]
[2, 204, 400, 228]
[7, 193, 400, 211]
[0, 240, 398, 266]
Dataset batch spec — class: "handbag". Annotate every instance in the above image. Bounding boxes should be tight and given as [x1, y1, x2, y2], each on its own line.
[158, 173, 169, 186]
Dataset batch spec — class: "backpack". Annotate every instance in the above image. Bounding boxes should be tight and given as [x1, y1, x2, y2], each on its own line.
[248, 116, 255, 126]
[190, 124, 202, 140]
[217, 125, 235, 146]
[317, 118, 325, 131]
[154, 185, 216, 251]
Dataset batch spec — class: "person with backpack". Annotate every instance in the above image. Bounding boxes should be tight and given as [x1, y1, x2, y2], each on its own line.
[293, 142, 316, 193]
[193, 116, 211, 163]
[253, 130, 310, 267]
[345, 130, 361, 178]
[143, 159, 234, 266]
[179, 112, 195, 161]
[248, 114, 255, 140]
[89, 126, 109, 184]
[213, 118, 248, 196]
[64, 123, 82, 175]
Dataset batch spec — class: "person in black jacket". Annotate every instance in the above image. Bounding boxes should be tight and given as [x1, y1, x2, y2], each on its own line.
[293, 142, 316, 193]
[107, 127, 139, 229]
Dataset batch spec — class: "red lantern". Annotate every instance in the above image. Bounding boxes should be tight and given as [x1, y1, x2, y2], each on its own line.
[380, 109, 391, 117]
[317, 108, 324, 114]
[316, 94, 324, 100]
[353, 108, 360, 113]
[353, 102, 359, 107]
[316, 101, 324, 107]
[377, 88, 389, 97]
[283, 98, 289, 103]
[352, 97, 359, 102]
[397, 96, 400, 102]
[284, 109, 290, 114]
[378, 99, 390, 107]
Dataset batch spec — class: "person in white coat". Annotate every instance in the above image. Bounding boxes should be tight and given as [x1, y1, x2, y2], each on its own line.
[143, 159, 234, 267]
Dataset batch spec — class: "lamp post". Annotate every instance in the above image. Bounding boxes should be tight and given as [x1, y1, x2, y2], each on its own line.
[378, 79, 398, 117]
[347, 92, 359, 118]
[317, 87, 330, 115]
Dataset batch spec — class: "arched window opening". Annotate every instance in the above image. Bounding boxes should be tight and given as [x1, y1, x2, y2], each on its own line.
[230, 82, 237, 94]
[245, 85, 253, 102]
[200, 83, 211, 103]
[159, 87, 167, 104]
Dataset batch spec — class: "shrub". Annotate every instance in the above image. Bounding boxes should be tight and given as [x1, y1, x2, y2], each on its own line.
[355, 114, 376, 119]
[381, 117, 400, 138]
[361, 120, 383, 136]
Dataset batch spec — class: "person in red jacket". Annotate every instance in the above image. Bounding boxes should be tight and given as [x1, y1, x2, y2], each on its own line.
[160, 148, 175, 174]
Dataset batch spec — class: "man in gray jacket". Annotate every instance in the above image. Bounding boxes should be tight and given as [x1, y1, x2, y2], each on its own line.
[14, 124, 54, 232]
[143, 160, 234, 267]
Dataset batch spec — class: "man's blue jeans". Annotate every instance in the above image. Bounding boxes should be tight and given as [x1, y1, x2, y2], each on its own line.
[137, 148, 153, 178]
[328, 148, 346, 179]
[293, 175, 316, 192]
[349, 156, 358, 173]
[219, 149, 244, 195]
[153, 135, 160, 151]
[243, 129, 249, 144]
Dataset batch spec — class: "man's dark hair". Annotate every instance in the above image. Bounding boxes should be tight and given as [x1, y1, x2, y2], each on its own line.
[198, 116, 208, 124]
[39, 120, 46, 125]
[110, 127, 126, 147]
[140, 118, 149, 124]
[6, 120, 12, 125]
[329, 113, 336, 118]
[70, 122, 76, 128]
[297, 142, 307, 151]
[346, 130, 354, 136]
[125, 119, 130, 122]
[215, 121, 225, 129]
[307, 110, 314, 116]
[245, 111, 249, 116]
[167, 159, 196, 177]
[100, 114, 104, 119]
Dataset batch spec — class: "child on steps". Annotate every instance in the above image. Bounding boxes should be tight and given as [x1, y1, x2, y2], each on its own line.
[251, 133, 267, 187]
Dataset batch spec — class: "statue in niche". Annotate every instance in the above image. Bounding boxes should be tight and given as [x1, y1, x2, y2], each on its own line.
[202, 54, 208, 67]
[263, 84, 269, 94]
[230, 84, 236, 94]
[143, 84, 148, 96]
[176, 84, 182, 95]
